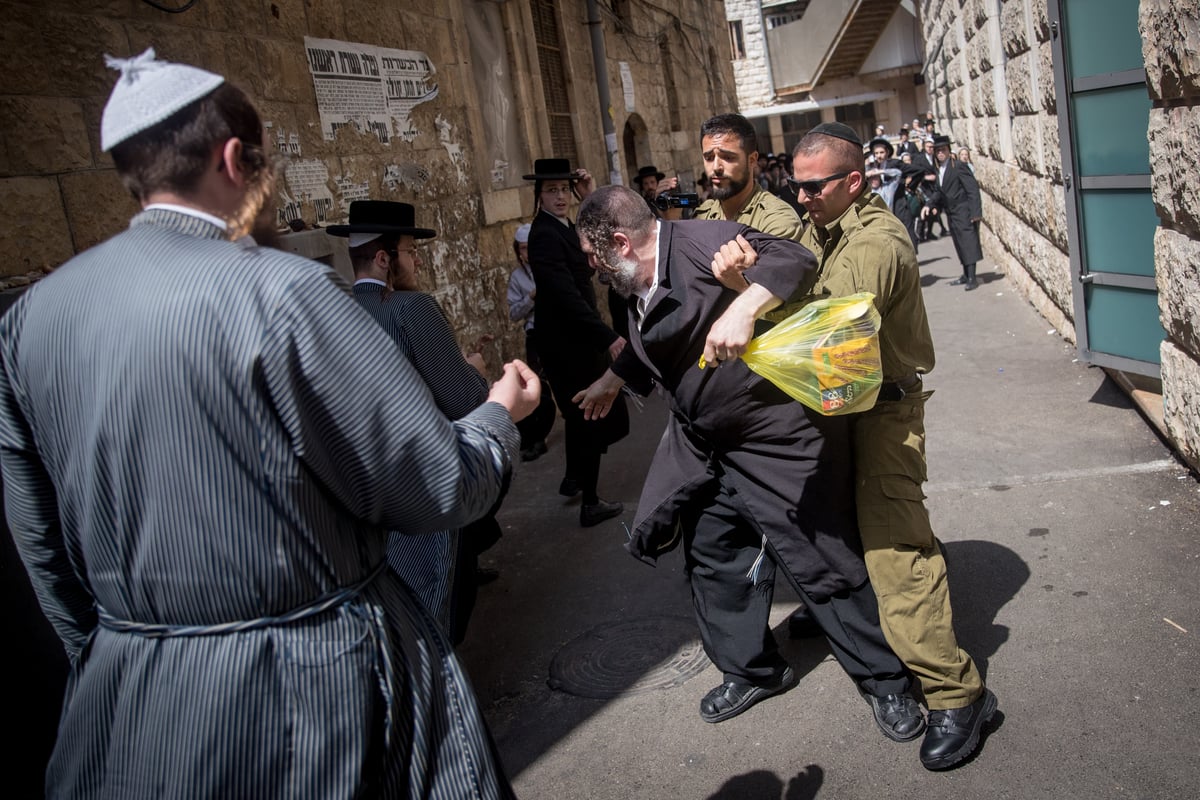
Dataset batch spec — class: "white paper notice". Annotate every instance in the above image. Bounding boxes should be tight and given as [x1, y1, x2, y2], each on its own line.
[620, 62, 635, 112]
[305, 36, 439, 144]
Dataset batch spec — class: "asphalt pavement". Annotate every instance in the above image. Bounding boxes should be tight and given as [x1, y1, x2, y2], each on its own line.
[458, 232, 1200, 800]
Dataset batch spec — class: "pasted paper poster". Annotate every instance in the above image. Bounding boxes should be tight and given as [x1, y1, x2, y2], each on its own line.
[304, 36, 438, 144]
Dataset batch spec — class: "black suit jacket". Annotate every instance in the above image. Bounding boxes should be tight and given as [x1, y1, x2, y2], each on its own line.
[936, 160, 984, 264]
[527, 208, 628, 442]
[611, 221, 865, 598]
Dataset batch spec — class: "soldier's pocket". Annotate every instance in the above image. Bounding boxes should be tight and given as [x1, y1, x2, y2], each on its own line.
[858, 473, 935, 550]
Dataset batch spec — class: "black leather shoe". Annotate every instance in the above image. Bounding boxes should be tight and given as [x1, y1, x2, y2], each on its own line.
[964, 279, 979, 291]
[558, 477, 580, 497]
[700, 666, 796, 723]
[786, 607, 822, 639]
[865, 691, 926, 742]
[949, 276, 968, 286]
[920, 689, 997, 770]
[579, 499, 622, 527]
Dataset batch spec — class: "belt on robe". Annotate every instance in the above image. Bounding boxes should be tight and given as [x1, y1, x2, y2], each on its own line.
[95, 561, 388, 638]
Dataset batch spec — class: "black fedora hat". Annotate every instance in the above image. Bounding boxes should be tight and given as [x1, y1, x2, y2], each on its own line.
[522, 158, 579, 181]
[932, 134, 953, 149]
[868, 137, 895, 158]
[634, 165, 665, 185]
[326, 201, 436, 239]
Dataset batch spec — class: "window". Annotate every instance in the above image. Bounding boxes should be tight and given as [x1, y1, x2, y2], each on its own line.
[531, 0, 578, 164]
[728, 20, 746, 61]
[835, 102, 878, 145]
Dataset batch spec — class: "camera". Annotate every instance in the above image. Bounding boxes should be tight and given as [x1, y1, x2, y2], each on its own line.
[654, 192, 701, 211]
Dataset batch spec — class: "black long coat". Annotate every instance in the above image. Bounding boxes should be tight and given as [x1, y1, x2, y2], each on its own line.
[936, 160, 984, 266]
[611, 220, 866, 599]
[527, 209, 628, 446]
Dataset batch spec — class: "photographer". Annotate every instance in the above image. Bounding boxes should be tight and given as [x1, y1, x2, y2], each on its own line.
[634, 164, 695, 220]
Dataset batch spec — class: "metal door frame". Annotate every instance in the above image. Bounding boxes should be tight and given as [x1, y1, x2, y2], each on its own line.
[1048, 0, 1160, 377]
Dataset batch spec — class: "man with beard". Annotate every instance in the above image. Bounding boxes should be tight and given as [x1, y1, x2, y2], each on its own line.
[332, 200, 497, 644]
[572, 186, 922, 740]
[0, 50, 538, 797]
[693, 113, 804, 241]
[714, 122, 996, 770]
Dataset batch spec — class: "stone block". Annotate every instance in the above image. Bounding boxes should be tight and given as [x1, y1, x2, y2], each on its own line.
[1140, 0, 1200, 100]
[1031, 0, 1050, 43]
[2, 7, 128, 97]
[1046, 180, 1068, 252]
[59, 169, 139, 254]
[254, 38, 315, 105]
[0, 97, 92, 175]
[303, 0, 346, 40]
[1005, 51, 1035, 115]
[0, 177, 76, 274]
[1149, 106, 1200, 237]
[125, 25, 230, 81]
[206, 0, 265, 36]
[482, 187, 523, 226]
[1042, 113, 1062, 183]
[1038, 41, 1057, 115]
[1161, 342, 1200, 470]
[1010, 113, 1041, 175]
[1155, 227, 1200, 355]
[264, 0, 307, 41]
[1000, 0, 1029, 58]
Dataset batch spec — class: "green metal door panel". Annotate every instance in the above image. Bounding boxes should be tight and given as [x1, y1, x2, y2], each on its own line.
[1083, 285, 1164, 364]
[1063, 0, 1144, 77]
[1079, 189, 1158, 276]
[1072, 86, 1152, 176]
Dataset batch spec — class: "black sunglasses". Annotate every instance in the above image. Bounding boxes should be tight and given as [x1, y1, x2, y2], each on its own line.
[786, 171, 852, 198]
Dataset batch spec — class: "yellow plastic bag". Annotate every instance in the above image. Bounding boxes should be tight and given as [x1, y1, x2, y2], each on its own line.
[706, 292, 883, 416]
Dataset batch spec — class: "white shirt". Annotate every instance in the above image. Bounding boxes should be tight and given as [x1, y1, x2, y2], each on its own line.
[632, 222, 663, 330]
[144, 203, 227, 231]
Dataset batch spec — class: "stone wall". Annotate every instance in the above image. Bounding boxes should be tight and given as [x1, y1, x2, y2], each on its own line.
[0, 0, 734, 373]
[1143, 0, 1200, 468]
[918, 0, 1200, 471]
[726, 0, 776, 108]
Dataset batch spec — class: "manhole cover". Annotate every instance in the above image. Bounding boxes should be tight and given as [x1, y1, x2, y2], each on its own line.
[547, 615, 710, 699]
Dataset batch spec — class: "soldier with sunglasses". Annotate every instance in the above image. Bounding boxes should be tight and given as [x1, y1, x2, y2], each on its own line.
[715, 122, 997, 771]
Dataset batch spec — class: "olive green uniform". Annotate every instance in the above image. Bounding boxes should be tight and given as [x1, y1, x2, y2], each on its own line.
[784, 191, 984, 710]
[695, 185, 804, 241]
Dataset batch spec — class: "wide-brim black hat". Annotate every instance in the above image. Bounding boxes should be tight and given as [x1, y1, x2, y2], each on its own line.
[634, 165, 665, 184]
[932, 134, 953, 149]
[523, 158, 579, 181]
[868, 137, 895, 157]
[326, 201, 436, 239]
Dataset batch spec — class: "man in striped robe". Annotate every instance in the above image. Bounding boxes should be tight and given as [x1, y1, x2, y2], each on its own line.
[0, 50, 536, 799]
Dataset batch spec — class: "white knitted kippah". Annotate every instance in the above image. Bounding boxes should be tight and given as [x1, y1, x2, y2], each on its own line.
[514, 223, 532, 244]
[101, 48, 225, 152]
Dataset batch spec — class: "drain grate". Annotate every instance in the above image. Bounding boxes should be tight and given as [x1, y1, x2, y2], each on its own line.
[547, 615, 710, 699]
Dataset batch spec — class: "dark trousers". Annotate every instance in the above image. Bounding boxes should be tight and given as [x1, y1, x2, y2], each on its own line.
[515, 331, 555, 449]
[684, 481, 910, 695]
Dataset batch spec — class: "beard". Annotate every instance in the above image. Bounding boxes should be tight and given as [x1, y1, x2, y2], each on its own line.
[709, 172, 748, 201]
[604, 250, 643, 298]
[228, 163, 280, 245]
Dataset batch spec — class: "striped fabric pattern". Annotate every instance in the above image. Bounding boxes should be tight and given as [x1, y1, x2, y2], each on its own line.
[0, 209, 517, 798]
[353, 285, 490, 629]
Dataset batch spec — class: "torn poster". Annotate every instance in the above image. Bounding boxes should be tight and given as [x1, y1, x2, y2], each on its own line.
[304, 36, 438, 144]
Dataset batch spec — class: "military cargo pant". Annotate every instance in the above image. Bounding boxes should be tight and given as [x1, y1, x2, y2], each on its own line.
[852, 389, 984, 710]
